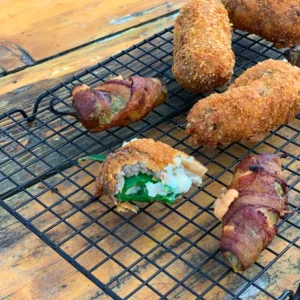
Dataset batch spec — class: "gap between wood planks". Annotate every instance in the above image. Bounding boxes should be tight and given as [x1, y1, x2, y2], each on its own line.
[0, 13, 178, 114]
[0, 12, 178, 297]
[0, 0, 185, 76]
[0, 10, 178, 78]
[0, 208, 110, 299]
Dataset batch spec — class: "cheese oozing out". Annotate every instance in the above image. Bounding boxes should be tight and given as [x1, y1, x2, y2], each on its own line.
[214, 189, 239, 221]
[115, 156, 203, 199]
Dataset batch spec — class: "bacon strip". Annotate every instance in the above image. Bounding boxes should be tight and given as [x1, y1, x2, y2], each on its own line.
[219, 153, 288, 271]
[71, 76, 167, 132]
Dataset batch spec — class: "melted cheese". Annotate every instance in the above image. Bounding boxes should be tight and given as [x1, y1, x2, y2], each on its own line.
[145, 182, 169, 197]
[160, 164, 193, 194]
[223, 224, 235, 232]
[214, 189, 239, 221]
[258, 208, 278, 227]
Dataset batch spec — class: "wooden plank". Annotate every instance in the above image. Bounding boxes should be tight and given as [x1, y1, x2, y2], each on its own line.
[0, 5, 299, 297]
[0, 13, 179, 299]
[0, 0, 183, 73]
[0, 207, 113, 299]
[2, 119, 299, 299]
[0, 13, 177, 113]
[0, 41, 35, 74]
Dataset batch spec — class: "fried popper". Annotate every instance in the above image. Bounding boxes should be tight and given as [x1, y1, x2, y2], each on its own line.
[172, 0, 235, 93]
[214, 153, 289, 271]
[71, 76, 167, 132]
[186, 60, 300, 147]
[93, 138, 207, 213]
[222, 0, 300, 49]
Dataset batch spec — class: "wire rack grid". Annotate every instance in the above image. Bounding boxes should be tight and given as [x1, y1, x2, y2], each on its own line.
[0, 27, 299, 300]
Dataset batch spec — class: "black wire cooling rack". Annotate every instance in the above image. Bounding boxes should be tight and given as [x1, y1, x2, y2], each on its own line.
[0, 27, 300, 300]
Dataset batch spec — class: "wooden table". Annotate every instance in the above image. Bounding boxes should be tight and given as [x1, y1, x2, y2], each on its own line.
[0, 1, 299, 299]
[0, 1, 183, 298]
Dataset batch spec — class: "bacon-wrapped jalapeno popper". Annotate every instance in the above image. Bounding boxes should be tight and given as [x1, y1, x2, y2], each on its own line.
[71, 75, 167, 132]
[222, 0, 300, 49]
[214, 153, 288, 271]
[172, 0, 235, 93]
[187, 59, 300, 147]
[92, 138, 207, 213]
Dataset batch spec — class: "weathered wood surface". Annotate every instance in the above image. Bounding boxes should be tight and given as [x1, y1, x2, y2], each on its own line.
[0, 208, 111, 299]
[0, 0, 299, 298]
[0, 0, 182, 74]
[1, 113, 299, 299]
[0, 13, 177, 113]
[0, 2, 182, 298]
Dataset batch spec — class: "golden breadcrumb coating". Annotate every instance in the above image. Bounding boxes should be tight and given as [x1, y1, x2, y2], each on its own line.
[222, 0, 300, 49]
[96, 138, 207, 212]
[172, 0, 235, 93]
[186, 60, 300, 147]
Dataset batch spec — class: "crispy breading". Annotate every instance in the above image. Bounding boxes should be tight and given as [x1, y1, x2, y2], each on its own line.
[222, 0, 300, 49]
[95, 138, 207, 212]
[172, 0, 235, 93]
[186, 60, 300, 147]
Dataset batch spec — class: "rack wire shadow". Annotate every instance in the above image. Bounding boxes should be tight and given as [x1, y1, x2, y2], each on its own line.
[0, 27, 299, 300]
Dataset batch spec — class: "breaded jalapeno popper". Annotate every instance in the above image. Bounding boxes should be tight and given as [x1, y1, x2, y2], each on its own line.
[92, 138, 207, 213]
[214, 154, 289, 271]
[222, 0, 300, 49]
[172, 0, 235, 93]
[187, 60, 300, 147]
[71, 75, 167, 132]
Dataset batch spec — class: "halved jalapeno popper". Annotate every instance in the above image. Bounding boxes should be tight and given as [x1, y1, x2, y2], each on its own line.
[88, 138, 207, 213]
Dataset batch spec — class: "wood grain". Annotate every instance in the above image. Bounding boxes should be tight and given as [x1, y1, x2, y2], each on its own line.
[0, 13, 177, 113]
[0, 0, 183, 73]
[2, 118, 299, 299]
[0, 207, 113, 300]
[0, 9, 179, 299]
[1, 64, 299, 300]
[0, 41, 35, 74]
[0, 1, 299, 297]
